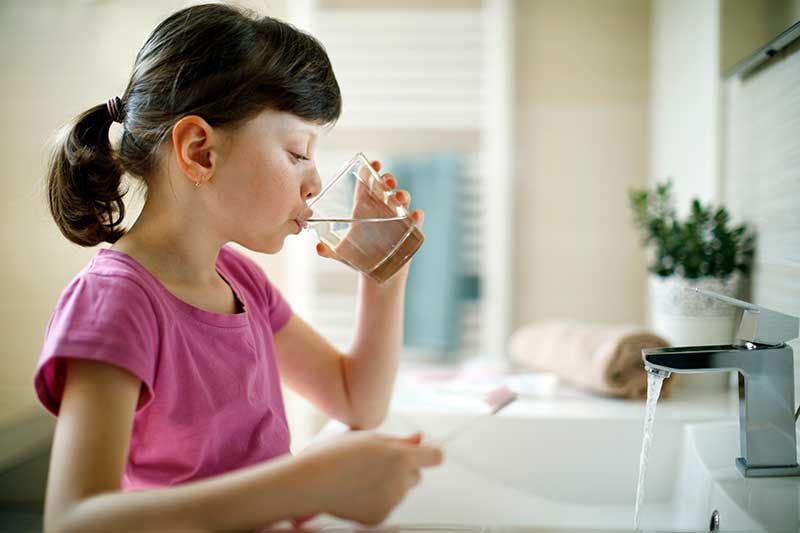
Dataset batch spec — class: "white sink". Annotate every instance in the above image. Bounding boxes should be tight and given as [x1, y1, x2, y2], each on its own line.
[679, 421, 800, 532]
[378, 414, 701, 530]
[382, 416, 681, 529]
[303, 381, 800, 532]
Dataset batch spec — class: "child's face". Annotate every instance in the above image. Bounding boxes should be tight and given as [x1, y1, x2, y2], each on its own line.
[211, 109, 322, 254]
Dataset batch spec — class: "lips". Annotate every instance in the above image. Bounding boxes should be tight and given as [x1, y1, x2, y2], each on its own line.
[294, 208, 314, 230]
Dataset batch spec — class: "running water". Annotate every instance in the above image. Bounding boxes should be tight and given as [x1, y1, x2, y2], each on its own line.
[633, 372, 665, 529]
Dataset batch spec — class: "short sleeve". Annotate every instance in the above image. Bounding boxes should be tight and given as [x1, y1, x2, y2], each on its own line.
[34, 273, 160, 416]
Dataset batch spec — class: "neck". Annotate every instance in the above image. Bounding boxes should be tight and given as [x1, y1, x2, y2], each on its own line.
[112, 194, 226, 288]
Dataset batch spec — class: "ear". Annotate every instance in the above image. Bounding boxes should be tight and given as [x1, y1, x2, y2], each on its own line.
[171, 115, 217, 186]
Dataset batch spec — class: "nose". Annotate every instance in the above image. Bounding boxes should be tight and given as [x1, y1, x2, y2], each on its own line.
[302, 166, 322, 201]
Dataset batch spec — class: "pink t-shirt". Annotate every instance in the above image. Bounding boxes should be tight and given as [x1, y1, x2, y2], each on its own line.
[34, 245, 294, 490]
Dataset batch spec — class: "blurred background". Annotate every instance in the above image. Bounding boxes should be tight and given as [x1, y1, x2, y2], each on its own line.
[1, 0, 798, 530]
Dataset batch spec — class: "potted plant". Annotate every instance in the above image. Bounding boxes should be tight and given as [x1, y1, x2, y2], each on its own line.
[629, 180, 755, 387]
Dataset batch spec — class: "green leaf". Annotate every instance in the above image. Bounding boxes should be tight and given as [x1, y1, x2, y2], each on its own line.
[628, 179, 755, 279]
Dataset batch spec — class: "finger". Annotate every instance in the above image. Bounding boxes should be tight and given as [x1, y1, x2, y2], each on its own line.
[291, 514, 318, 528]
[316, 242, 335, 259]
[404, 432, 423, 444]
[411, 209, 425, 228]
[394, 189, 411, 209]
[386, 189, 408, 210]
[410, 444, 444, 468]
[371, 160, 381, 172]
[381, 173, 397, 191]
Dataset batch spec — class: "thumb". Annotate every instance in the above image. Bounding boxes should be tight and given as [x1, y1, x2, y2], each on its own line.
[316, 242, 334, 258]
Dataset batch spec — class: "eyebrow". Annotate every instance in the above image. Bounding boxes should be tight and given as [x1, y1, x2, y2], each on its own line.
[293, 126, 319, 140]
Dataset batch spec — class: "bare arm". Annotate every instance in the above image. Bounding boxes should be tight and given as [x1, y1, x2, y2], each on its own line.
[274, 273, 407, 430]
[274, 166, 423, 429]
[45, 359, 441, 533]
[344, 273, 408, 427]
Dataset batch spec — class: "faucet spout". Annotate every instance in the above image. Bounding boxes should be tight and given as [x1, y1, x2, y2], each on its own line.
[642, 344, 757, 375]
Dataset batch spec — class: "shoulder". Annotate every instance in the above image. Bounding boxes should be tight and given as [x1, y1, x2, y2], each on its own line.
[62, 249, 160, 313]
[47, 249, 163, 342]
[42, 249, 163, 359]
[55, 250, 168, 326]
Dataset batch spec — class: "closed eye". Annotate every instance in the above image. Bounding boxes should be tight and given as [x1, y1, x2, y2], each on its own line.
[289, 151, 309, 162]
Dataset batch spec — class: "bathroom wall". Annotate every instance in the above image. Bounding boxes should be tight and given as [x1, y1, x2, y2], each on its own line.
[512, 0, 650, 329]
[649, 0, 799, 207]
[723, 39, 800, 366]
[648, 0, 721, 212]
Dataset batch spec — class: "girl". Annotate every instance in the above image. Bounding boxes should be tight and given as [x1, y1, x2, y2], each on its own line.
[36, 4, 442, 532]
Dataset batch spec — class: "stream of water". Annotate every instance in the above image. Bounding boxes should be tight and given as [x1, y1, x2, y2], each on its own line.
[633, 372, 665, 528]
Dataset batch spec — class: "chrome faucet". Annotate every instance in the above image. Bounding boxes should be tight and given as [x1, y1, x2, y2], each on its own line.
[642, 289, 800, 477]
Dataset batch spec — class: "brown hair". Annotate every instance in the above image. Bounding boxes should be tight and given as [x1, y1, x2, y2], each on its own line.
[47, 3, 341, 246]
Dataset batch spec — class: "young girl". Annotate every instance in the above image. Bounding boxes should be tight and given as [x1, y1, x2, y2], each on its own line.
[36, 4, 442, 531]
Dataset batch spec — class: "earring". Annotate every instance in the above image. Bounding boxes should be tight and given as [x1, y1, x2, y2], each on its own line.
[195, 180, 202, 188]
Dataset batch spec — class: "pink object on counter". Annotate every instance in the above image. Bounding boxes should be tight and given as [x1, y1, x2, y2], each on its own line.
[484, 385, 518, 414]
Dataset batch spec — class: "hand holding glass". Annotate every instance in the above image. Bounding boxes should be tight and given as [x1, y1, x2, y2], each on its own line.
[306, 153, 425, 284]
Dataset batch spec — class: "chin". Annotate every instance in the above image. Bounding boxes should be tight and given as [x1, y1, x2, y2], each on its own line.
[256, 242, 285, 254]
[236, 237, 285, 255]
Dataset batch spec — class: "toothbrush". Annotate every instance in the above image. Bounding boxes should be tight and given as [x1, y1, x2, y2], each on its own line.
[430, 385, 518, 446]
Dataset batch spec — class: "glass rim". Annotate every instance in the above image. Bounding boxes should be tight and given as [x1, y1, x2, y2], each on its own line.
[306, 152, 373, 210]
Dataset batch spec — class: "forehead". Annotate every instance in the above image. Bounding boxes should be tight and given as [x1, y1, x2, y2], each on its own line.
[249, 109, 322, 139]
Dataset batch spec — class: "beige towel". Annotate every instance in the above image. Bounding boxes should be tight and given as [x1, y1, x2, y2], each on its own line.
[508, 321, 674, 400]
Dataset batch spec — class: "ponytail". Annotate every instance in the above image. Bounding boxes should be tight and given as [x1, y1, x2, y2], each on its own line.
[47, 104, 126, 247]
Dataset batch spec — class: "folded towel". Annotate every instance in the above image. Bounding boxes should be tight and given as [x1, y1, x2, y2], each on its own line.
[508, 321, 674, 400]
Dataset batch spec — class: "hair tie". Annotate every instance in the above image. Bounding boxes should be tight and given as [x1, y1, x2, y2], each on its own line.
[106, 96, 125, 123]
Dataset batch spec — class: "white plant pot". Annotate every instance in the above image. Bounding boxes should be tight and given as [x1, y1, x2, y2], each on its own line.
[648, 273, 744, 392]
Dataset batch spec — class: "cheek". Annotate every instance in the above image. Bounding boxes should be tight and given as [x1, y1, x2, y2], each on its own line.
[249, 161, 297, 217]
[216, 144, 298, 227]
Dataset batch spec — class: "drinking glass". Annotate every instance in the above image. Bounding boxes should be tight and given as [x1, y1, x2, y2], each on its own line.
[306, 153, 425, 284]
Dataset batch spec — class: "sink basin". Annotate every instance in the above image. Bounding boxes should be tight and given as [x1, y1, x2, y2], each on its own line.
[304, 387, 799, 531]
[378, 414, 695, 529]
